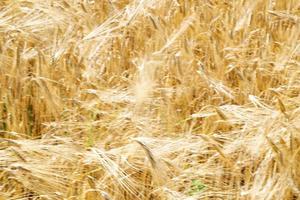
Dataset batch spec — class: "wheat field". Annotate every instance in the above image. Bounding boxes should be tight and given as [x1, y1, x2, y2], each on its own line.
[0, 0, 299, 199]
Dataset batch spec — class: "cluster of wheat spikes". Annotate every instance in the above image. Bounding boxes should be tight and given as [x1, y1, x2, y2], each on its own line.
[0, 0, 299, 199]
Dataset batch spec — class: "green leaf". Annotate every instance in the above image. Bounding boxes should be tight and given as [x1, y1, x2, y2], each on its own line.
[188, 179, 206, 196]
